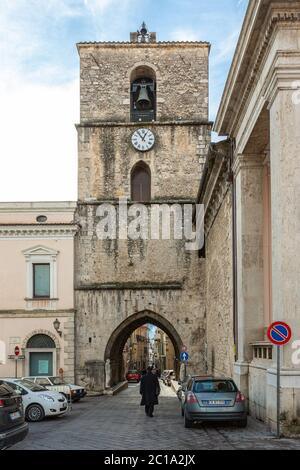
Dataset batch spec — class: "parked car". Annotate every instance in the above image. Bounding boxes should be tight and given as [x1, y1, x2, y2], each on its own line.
[2, 379, 68, 422]
[181, 376, 247, 428]
[0, 381, 28, 450]
[126, 370, 141, 383]
[23, 376, 86, 402]
[162, 370, 175, 386]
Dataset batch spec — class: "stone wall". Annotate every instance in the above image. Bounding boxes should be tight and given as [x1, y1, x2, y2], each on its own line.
[75, 38, 210, 390]
[78, 43, 209, 123]
[205, 189, 235, 377]
[77, 123, 210, 202]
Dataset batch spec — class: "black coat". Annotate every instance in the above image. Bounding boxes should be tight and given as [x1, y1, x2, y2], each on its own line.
[140, 372, 160, 406]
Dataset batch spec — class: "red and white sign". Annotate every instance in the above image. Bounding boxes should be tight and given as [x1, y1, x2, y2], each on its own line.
[14, 346, 20, 357]
[267, 322, 292, 346]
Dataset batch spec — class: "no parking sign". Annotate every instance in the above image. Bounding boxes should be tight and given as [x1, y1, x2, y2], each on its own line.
[267, 322, 292, 346]
[267, 321, 292, 439]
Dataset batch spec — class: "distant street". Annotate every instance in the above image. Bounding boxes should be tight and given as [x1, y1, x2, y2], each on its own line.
[11, 381, 300, 451]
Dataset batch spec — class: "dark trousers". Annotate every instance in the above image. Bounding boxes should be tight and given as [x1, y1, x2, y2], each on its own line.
[145, 404, 154, 416]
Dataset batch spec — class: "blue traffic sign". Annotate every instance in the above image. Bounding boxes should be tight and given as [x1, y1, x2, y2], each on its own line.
[180, 352, 189, 362]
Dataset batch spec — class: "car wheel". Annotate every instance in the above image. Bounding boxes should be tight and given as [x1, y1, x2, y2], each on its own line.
[184, 411, 193, 428]
[237, 418, 247, 428]
[26, 404, 45, 422]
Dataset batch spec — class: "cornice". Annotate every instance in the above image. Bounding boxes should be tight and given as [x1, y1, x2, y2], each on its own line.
[197, 143, 232, 237]
[75, 282, 183, 291]
[77, 41, 210, 51]
[0, 224, 78, 239]
[215, 2, 300, 135]
[76, 120, 213, 129]
[0, 309, 75, 318]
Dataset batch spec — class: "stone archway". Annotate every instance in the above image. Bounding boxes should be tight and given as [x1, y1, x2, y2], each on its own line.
[104, 310, 183, 386]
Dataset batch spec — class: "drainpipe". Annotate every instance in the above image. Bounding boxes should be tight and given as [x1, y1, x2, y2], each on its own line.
[229, 138, 238, 362]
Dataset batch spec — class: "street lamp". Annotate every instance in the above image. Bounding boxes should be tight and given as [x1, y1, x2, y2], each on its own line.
[53, 318, 62, 337]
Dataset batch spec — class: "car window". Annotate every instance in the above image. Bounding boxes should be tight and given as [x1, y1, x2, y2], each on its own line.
[36, 378, 51, 386]
[16, 380, 47, 392]
[193, 380, 237, 393]
[49, 377, 65, 385]
[0, 382, 14, 396]
[128, 370, 138, 374]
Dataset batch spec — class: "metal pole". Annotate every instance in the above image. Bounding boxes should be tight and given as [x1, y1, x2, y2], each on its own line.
[15, 358, 17, 379]
[277, 345, 281, 439]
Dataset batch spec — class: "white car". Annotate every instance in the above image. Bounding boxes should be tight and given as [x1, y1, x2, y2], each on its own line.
[2, 379, 69, 422]
[23, 376, 86, 402]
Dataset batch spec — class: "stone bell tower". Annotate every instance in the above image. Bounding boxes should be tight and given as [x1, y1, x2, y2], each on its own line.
[75, 24, 211, 390]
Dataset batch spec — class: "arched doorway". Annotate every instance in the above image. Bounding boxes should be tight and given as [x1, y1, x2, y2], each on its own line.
[104, 310, 183, 386]
[26, 334, 56, 377]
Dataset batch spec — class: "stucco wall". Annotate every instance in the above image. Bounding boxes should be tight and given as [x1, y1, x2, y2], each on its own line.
[0, 239, 74, 311]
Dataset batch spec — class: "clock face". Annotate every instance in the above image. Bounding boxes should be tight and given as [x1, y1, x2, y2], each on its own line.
[131, 128, 155, 152]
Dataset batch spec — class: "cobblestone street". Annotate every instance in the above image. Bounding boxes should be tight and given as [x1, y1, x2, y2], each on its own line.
[11, 382, 300, 450]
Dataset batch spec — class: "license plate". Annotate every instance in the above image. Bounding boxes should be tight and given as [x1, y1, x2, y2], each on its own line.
[10, 411, 21, 420]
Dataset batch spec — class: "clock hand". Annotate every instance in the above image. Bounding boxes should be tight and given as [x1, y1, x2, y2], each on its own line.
[137, 130, 145, 140]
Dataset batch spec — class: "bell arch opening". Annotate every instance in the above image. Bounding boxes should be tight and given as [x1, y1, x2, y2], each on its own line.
[130, 66, 156, 122]
[104, 310, 183, 386]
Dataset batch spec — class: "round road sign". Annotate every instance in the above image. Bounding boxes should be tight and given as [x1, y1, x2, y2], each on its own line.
[180, 351, 189, 362]
[14, 346, 20, 357]
[267, 322, 292, 346]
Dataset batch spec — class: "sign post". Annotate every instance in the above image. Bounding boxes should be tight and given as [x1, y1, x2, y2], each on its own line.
[267, 322, 292, 439]
[14, 346, 20, 379]
[180, 350, 189, 382]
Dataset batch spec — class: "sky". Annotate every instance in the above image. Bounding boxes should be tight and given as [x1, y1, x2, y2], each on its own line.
[0, 0, 248, 202]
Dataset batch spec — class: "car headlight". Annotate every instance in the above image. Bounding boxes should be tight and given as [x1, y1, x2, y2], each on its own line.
[40, 394, 55, 402]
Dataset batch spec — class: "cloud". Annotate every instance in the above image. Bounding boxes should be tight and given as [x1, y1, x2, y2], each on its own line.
[0, 0, 82, 201]
[169, 28, 200, 41]
[84, 0, 117, 15]
[212, 29, 240, 66]
[0, 77, 79, 201]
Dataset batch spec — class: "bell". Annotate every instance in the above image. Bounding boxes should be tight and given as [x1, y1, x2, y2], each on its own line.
[136, 84, 151, 109]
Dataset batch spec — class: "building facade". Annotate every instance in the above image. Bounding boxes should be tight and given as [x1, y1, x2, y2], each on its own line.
[124, 325, 150, 372]
[74, 24, 211, 389]
[0, 202, 77, 382]
[200, 0, 300, 435]
[154, 328, 176, 372]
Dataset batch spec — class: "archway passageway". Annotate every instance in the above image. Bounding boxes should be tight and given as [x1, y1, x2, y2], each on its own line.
[104, 311, 183, 386]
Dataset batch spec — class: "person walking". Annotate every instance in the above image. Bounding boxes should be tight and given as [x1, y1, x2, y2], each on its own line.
[140, 366, 160, 417]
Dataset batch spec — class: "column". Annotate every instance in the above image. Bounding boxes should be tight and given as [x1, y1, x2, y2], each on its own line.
[233, 154, 265, 396]
[267, 86, 300, 432]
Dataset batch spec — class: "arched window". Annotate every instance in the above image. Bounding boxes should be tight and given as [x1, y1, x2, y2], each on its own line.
[27, 334, 55, 349]
[131, 162, 151, 202]
[26, 334, 56, 377]
[131, 66, 156, 122]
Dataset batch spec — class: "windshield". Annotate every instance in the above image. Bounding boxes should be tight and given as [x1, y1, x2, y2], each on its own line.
[193, 380, 237, 394]
[128, 371, 138, 374]
[16, 379, 47, 392]
[49, 377, 66, 385]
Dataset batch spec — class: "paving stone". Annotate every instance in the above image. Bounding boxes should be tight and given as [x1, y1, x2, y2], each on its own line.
[11, 382, 300, 450]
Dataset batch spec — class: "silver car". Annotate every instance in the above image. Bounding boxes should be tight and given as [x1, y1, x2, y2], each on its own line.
[181, 376, 247, 428]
